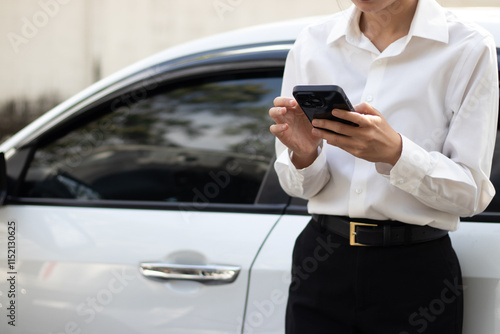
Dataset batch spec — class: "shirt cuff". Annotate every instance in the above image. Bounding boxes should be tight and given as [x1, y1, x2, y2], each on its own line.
[277, 142, 326, 171]
[275, 142, 328, 194]
[388, 135, 432, 193]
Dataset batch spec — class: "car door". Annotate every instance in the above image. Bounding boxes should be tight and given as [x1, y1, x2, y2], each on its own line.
[0, 49, 290, 334]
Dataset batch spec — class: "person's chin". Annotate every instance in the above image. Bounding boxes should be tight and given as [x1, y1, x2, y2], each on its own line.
[352, 0, 389, 13]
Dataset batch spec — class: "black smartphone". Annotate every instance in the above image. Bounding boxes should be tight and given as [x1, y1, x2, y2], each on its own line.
[293, 85, 358, 130]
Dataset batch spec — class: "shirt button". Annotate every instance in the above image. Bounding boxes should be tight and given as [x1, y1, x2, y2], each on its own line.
[355, 188, 363, 194]
[397, 179, 405, 185]
[366, 95, 373, 102]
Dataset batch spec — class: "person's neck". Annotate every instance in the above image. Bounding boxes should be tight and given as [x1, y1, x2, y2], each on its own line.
[359, 0, 419, 52]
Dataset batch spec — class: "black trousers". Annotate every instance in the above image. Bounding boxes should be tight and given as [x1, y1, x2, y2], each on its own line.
[286, 217, 463, 334]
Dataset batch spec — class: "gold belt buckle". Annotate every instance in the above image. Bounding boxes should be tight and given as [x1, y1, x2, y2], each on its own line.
[350, 221, 378, 246]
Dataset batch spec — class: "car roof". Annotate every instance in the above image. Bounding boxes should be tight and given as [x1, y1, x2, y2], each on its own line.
[113, 7, 500, 77]
[451, 7, 500, 46]
[2, 7, 500, 154]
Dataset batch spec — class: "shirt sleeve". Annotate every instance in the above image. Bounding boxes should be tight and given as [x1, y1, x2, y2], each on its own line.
[274, 139, 331, 199]
[377, 35, 498, 217]
[273, 33, 333, 199]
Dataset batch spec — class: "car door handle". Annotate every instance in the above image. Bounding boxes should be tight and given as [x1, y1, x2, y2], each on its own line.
[139, 262, 241, 285]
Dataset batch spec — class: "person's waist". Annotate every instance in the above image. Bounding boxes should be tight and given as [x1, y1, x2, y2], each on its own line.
[311, 214, 448, 247]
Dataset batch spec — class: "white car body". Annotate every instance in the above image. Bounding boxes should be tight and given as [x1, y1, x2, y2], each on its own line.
[1, 7, 500, 334]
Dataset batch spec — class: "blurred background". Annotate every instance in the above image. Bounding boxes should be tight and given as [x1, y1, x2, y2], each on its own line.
[0, 0, 497, 142]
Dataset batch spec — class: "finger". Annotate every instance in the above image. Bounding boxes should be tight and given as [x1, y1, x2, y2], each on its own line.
[270, 123, 288, 137]
[269, 107, 288, 123]
[353, 102, 381, 116]
[274, 96, 297, 108]
[269, 106, 286, 118]
[312, 118, 357, 136]
[311, 127, 344, 144]
[331, 108, 365, 126]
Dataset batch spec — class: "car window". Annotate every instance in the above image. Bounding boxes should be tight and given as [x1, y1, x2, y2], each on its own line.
[19, 75, 281, 205]
[497, 48, 500, 82]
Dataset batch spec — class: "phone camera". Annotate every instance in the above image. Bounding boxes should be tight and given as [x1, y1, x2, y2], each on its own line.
[304, 97, 324, 108]
[296, 92, 326, 108]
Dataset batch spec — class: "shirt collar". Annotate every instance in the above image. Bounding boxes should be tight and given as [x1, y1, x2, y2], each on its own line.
[326, 0, 449, 47]
[326, 5, 358, 45]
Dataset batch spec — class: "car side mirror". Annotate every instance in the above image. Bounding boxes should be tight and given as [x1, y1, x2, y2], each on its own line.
[0, 152, 7, 205]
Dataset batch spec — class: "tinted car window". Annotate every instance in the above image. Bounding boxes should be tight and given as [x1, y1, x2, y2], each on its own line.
[20, 76, 281, 204]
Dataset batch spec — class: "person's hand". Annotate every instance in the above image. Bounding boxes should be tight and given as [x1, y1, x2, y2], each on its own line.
[310, 102, 402, 165]
[269, 97, 322, 169]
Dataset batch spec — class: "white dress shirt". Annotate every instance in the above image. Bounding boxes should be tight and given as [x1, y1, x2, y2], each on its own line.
[275, 0, 499, 231]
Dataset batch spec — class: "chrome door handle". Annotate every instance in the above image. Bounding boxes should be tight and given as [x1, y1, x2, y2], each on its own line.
[140, 263, 241, 285]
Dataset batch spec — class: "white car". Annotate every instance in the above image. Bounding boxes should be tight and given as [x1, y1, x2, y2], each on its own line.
[1, 7, 500, 334]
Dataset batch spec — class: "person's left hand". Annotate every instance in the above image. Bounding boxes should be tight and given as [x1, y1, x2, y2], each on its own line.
[311, 102, 402, 165]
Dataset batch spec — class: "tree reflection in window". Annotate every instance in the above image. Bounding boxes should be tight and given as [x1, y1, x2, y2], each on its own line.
[24, 76, 282, 204]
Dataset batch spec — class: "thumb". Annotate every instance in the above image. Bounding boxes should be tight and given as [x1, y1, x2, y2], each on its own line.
[354, 102, 381, 116]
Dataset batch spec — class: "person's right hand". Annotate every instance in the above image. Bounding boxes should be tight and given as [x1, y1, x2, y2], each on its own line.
[269, 97, 322, 168]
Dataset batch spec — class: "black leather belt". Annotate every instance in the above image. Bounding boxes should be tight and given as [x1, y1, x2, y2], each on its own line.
[312, 214, 448, 247]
